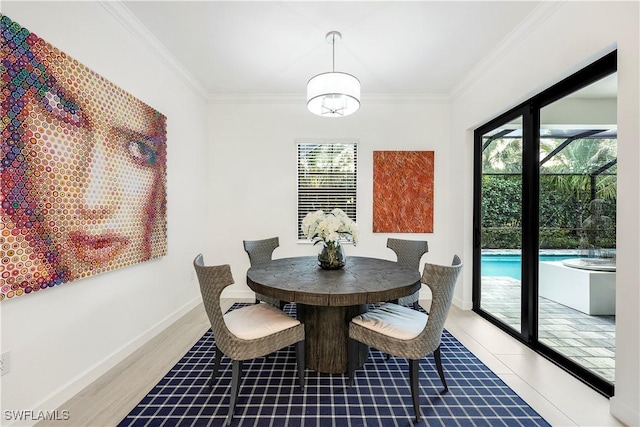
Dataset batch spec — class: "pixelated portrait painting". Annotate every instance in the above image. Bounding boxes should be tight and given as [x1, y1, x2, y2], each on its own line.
[1, 15, 167, 301]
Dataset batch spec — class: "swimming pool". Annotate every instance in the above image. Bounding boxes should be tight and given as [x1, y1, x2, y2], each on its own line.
[481, 254, 580, 280]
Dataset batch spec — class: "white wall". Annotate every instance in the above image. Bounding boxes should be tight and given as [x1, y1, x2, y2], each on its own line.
[450, 1, 639, 424]
[0, 2, 210, 423]
[205, 99, 455, 300]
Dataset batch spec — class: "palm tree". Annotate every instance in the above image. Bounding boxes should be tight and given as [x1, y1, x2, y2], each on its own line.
[542, 138, 617, 199]
[482, 135, 522, 174]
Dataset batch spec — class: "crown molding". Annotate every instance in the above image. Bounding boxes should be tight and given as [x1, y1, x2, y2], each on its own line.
[97, 1, 451, 108]
[207, 93, 450, 105]
[99, 0, 208, 101]
[102, 0, 557, 107]
[450, 1, 565, 101]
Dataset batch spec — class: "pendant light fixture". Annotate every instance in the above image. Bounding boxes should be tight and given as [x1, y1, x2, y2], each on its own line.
[307, 31, 361, 117]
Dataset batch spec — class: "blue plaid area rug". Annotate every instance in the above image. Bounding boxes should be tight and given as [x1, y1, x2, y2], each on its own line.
[119, 304, 550, 427]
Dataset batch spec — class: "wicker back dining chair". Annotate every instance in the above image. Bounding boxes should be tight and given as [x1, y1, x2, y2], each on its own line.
[387, 238, 429, 309]
[243, 237, 286, 309]
[193, 254, 305, 426]
[348, 255, 462, 422]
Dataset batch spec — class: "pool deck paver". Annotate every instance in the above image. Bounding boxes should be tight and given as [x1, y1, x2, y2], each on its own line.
[480, 275, 616, 383]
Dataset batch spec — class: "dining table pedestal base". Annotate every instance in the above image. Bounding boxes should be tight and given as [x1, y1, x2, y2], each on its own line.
[296, 303, 368, 374]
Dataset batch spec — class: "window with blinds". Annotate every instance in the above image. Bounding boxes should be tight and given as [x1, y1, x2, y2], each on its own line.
[297, 141, 358, 240]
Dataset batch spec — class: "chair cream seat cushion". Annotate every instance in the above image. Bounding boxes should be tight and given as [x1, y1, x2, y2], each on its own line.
[224, 303, 300, 340]
[352, 303, 427, 340]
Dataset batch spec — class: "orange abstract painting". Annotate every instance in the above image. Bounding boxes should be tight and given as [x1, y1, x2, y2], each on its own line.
[373, 151, 434, 233]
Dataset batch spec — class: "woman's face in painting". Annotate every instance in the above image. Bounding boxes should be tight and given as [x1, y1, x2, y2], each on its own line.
[21, 44, 165, 280]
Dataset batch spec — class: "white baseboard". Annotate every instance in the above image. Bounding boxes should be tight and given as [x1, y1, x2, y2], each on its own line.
[453, 295, 473, 310]
[16, 297, 203, 427]
[222, 288, 257, 302]
[610, 396, 640, 426]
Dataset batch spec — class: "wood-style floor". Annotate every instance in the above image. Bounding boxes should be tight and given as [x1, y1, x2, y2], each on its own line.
[37, 300, 622, 427]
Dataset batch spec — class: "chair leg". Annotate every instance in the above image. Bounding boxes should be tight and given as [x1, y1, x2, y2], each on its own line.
[348, 338, 359, 387]
[433, 345, 448, 393]
[408, 359, 421, 422]
[226, 360, 242, 426]
[296, 340, 305, 390]
[210, 346, 223, 388]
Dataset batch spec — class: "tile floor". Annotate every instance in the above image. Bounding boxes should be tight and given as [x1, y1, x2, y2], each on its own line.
[442, 304, 622, 426]
[480, 276, 616, 382]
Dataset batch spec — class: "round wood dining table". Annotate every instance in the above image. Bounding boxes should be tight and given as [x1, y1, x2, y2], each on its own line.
[246, 256, 421, 374]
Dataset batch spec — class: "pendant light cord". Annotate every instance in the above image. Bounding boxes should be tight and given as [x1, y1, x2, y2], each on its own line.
[332, 34, 336, 72]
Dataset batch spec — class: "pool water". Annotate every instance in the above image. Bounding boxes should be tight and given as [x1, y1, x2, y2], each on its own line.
[481, 254, 579, 280]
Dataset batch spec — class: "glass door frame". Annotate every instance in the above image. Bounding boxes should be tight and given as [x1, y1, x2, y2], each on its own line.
[472, 50, 617, 397]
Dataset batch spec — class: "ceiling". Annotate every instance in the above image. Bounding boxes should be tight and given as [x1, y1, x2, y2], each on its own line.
[121, 1, 543, 98]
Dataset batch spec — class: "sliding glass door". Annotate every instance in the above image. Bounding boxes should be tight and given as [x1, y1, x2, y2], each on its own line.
[477, 118, 524, 333]
[473, 52, 616, 396]
[537, 75, 617, 388]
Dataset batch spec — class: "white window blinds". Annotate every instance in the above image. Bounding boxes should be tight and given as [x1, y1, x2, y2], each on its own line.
[297, 141, 358, 239]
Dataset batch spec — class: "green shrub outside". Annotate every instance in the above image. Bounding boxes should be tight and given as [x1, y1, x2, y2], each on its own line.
[481, 175, 616, 250]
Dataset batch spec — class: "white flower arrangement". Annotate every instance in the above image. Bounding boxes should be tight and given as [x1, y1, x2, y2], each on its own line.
[301, 208, 359, 245]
